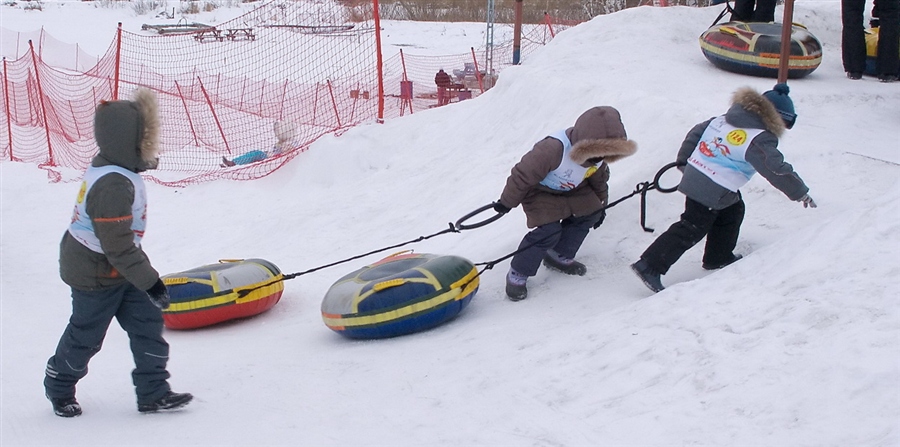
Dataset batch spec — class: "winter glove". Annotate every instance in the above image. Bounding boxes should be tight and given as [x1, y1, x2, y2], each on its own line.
[592, 209, 607, 229]
[146, 279, 171, 310]
[797, 194, 817, 209]
[492, 201, 511, 214]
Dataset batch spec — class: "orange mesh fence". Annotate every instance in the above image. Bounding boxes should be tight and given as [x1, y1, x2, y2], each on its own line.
[1, 1, 575, 186]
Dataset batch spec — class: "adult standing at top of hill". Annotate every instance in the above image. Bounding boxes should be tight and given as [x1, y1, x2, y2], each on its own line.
[842, 0, 899, 82]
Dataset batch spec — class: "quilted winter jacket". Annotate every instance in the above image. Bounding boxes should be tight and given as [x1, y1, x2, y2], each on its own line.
[59, 88, 162, 291]
[675, 87, 809, 210]
[499, 106, 637, 228]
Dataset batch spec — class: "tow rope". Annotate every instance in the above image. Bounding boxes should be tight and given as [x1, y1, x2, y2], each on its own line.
[237, 161, 684, 296]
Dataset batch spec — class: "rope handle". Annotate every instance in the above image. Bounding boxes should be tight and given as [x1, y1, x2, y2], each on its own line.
[653, 161, 683, 193]
[455, 203, 505, 231]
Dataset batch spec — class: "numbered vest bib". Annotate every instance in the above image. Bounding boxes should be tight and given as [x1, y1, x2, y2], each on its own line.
[687, 116, 763, 192]
[68, 165, 148, 253]
[539, 130, 598, 191]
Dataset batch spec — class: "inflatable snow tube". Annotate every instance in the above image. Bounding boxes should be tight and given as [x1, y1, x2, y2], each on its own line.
[700, 22, 822, 79]
[161, 259, 284, 330]
[321, 252, 479, 339]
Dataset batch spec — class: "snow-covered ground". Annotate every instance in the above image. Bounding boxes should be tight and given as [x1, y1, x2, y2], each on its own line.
[1, 1, 898, 445]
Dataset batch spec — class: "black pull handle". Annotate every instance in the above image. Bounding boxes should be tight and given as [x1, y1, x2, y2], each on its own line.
[455, 203, 505, 231]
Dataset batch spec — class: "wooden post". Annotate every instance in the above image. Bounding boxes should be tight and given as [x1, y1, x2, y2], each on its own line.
[513, 0, 523, 65]
[777, 0, 795, 84]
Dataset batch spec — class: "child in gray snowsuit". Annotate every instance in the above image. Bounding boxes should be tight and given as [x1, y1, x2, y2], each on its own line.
[44, 88, 192, 417]
[631, 84, 816, 293]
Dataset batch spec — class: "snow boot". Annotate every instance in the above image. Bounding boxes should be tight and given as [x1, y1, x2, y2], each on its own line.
[631, 259, 664, 293]
[47, 395, 82, 418]
[138, 391, 193, 413]
[702, 254, 743, 271]
[505, 269, 528, 301]
[542, 250, 586, 276]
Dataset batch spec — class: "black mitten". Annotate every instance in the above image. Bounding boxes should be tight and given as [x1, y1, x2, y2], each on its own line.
[146, 279, 170, 310]
[592, 209, 607, 229]
[493, 201, 511, 214]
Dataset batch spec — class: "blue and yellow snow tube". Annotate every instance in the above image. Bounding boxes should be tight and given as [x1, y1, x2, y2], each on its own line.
[321, 252, 479, 339]
[162, 259, 284, 330]
[700, 22, 822, 78]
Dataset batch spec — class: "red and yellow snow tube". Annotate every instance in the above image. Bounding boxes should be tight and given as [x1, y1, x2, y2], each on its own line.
[321, 252, 479, 339]
[700, 21, 822, 78]
[161, 259, 284, 329]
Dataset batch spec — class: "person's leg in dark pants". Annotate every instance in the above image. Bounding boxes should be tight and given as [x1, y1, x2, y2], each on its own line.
[45, 285, 122, 399]
[842, 0, 868, 75]
[116, 284, 171, 405]
[875, 0, 900, 77]
[640, 198, 718, 275]
[731, 0, 755, 21]
[551, 213, 602, 260]
[510, 221, 562, 276]
[702, 199, 745, 267]
[752, 0, 776, 22]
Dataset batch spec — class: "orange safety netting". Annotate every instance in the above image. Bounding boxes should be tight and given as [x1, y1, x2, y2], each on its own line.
[1, 0, 574, 186]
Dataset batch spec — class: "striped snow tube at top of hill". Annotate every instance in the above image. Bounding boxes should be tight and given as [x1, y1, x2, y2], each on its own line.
[700, 21, 822, 79]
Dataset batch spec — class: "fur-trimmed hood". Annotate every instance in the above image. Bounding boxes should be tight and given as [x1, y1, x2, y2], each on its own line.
[92, 87, 160, 172]
[730, 87, 786, 137]
[567, 106, 637, 165]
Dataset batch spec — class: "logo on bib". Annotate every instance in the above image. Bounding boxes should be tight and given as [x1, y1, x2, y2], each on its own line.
[726, 129, 748, 146]
[76, 181, 87, 204]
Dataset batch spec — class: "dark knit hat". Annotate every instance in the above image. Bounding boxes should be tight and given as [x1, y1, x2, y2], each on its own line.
[762, 83, 796, 129]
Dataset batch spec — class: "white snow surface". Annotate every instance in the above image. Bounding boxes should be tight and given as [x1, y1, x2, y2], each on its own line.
[1, 1, 898, 446]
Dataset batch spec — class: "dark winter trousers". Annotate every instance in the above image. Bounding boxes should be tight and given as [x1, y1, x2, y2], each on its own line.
[639, 197, 745, 275]
[44, 282, 171, 405]
[731, 0, 777, 22]
[510, 213, 600, 276]
[842, 0, 900, 76]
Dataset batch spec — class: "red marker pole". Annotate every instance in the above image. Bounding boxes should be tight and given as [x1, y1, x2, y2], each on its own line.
[777, 0, 795, 84]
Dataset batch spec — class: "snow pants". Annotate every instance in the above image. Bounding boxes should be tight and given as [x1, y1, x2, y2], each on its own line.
[639, 196, 745, 274]
[843, 0, 900, 76]
[731, 0, 776, 22]
[44, 282, 171, 405]
[510, 213, 601, 277]
[232, 150, 268, 165]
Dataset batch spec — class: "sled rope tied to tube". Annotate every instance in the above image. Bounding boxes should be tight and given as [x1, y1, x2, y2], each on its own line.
[234, 222, 466, 298]
[235, 161, 685, 297]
